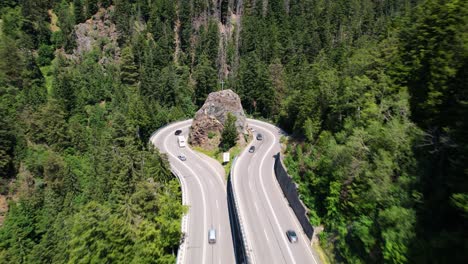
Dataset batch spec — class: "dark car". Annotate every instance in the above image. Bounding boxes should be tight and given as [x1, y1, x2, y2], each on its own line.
[178, 155, 186, 161]
[175, 130, 182, 135]
[286, 230, 298, 243]
[256, 133, 263, 140]
[249, 146, 255, 153]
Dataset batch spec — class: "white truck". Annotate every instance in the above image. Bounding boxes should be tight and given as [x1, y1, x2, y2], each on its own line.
[177, 135, 186, 148]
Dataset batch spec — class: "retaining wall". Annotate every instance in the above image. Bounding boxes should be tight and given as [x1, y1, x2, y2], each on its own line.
[227, 156, 250, 264]
[274, 153, 314, 240]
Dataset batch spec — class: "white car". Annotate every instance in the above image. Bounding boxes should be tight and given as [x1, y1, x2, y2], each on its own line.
[208, 228, 216, 244]
[178, 155, 186, 161]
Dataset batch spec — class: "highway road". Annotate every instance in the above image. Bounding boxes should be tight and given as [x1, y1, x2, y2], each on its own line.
[150, 120, 235, 264]
[232, 119, 321, 264]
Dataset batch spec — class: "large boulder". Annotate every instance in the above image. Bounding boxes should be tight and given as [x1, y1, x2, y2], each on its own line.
[189, 89, 248, 149]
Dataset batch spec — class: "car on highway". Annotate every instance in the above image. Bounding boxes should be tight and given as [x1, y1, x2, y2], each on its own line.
[178, 155, 186, 161]
[249, 146, 255, 153]
[286, 230, 298, 243]
[174, 129, 182, 135]
[208, 228, 216, 244]
[178, 135, 186, 148]
[256, 133, 263, 140]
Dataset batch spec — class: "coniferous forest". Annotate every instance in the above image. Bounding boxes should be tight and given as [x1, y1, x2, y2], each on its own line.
[0, 0, 466, 263]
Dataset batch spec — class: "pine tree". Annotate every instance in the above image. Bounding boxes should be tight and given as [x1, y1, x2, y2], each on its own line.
[0, 90, 16, 178]
[73, 0, 85, 23]
[193, 55, 217, 107]
[120, 47, 139, 86]
[220, 113, 237, 151]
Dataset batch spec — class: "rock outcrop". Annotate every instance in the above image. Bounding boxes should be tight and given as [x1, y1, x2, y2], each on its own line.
[69, 7, 120, 64]
[189, 89, 248, 149]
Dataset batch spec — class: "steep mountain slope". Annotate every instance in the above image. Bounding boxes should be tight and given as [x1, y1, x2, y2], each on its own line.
[0, 0, 466, 263]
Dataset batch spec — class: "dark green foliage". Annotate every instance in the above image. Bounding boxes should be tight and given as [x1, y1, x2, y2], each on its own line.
[0, 15, 24, 88]
[220, 113, 237, 151]
[56, 0, 77, 52]
[196, 19, 219, 66]
[113, 0, 133, 44]
[193, 54, 217, 107]
[0, 0, 466, 263]
[282, 34, 422, 262]
[237, 53, 276, 117]
[68, 202, 134, 263]
[84, 0, 98, 19]
[19, 0, 51, 48]
[26, 100, 68, 149]
[120, 47, 139, 86]
[0, 87, 16, 178]
[73, 0, 85, 23]
[0, 2, 186, 262]
[395, 1, 468, 262]
[36, 44, 54, 66]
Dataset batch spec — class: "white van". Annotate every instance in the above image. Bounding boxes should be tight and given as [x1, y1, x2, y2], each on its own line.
[177, 136, 186, 148]
[208, 228, 216, 244]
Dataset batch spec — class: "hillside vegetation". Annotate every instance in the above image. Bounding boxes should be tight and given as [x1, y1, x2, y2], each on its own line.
[0, 0, 466, 263]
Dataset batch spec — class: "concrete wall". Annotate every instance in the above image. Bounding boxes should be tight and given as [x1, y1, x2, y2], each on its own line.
[274, 153, 314, 240]
[227, 157, 250, 264]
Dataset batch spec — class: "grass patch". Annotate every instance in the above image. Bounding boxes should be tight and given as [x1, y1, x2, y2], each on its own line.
[313, 243, 332, 264]
[191, 144, 244, 178]
[48, 9, 60, 32]
[224, 145, 242, 176]
[40, 65, 53, 95]
[191, 133, 253, 178]
[191, 146, 222, 163]
[208, 131, 216, 139]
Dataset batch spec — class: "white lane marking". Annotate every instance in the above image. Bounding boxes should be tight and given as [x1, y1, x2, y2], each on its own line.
[150, 120, 193, 264]
[255, 125, 297, 264]
[232, 146, 258, 264]
[163, 122, 236, 263]
[216, 200, 219, 209]
[264, 228, 270, 242]
[248, 165, 255, 193]
[195, 163, 204, 171]
[186, 147, 226, 191]
[159, 122, 208, 264]
[254, 202, 259, 213]
[156, 121, 236, 264]
[251, 121, 318, 264]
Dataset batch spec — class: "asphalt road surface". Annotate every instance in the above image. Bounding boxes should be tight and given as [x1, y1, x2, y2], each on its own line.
[150, 120, 235, 264]
[232, 119, 321, 264]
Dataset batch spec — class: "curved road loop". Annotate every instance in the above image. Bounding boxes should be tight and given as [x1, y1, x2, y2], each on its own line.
[150, 120, 235, 264]
[233, 119, 320, 264]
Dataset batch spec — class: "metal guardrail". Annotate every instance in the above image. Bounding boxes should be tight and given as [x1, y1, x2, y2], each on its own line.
[228, 156, 253, 264]
[150, 119, 260, 264]
[149, 121, 192, 264]
[170, 168, 189, 264]
[148, 119, 193, 143]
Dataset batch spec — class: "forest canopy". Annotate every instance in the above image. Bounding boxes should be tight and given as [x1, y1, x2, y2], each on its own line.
[0, 0, 466, 263]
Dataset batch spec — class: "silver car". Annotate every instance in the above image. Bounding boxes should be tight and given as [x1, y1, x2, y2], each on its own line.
[286, 230, 298, 243]
[208, 228, 216, 244]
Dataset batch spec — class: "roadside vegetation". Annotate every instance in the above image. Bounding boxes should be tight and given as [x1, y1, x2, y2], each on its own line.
[0, 0, 466, 263]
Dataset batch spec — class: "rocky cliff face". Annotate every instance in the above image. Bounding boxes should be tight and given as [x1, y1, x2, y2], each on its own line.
[70, 7, 120, 64]
[189, 89, 248, 149]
